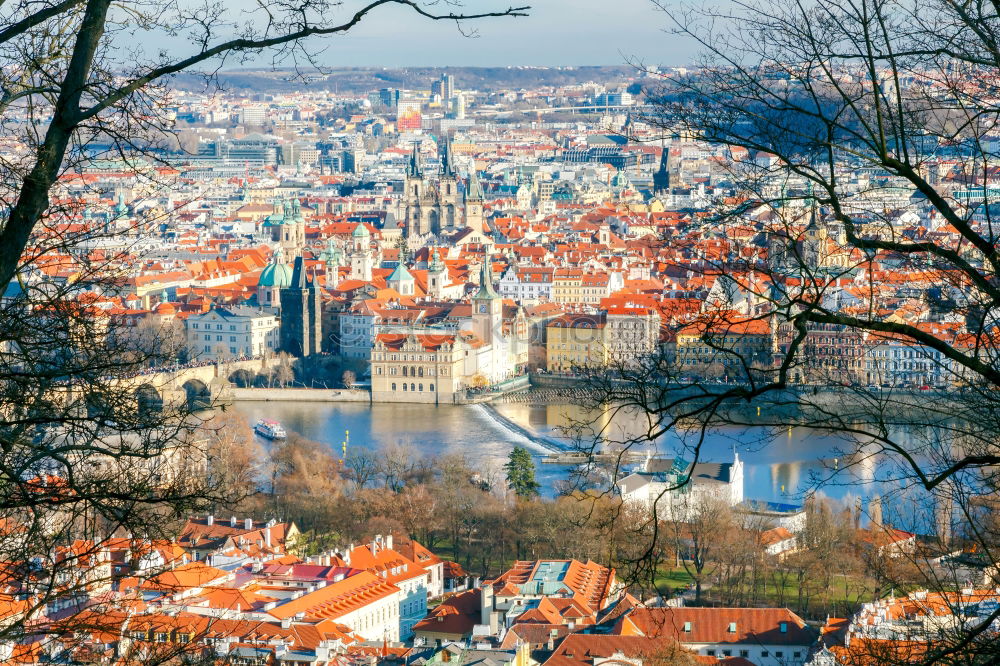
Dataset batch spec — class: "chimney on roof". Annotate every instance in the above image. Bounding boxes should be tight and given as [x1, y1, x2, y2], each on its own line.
[245, 518, 253, 530]
[481, 583, 495, 629]
[230, 516, 237, 528]
[206, 515, 213, 526]
[385, 534, 393, 550]
[281, 617, 291, 629]
[372, 535, 381, 556]
[265, 527, 272, 549]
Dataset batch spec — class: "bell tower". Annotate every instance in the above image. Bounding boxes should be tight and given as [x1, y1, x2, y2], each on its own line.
[471, 256, 502, 344]
[465, 171, 484, 233]
[349, 223, 374, 282]
[404, 143, 426, 237]
[427, 249, 447, 299]
[653, 141, 671, 197]
[439, 137, 460, 231]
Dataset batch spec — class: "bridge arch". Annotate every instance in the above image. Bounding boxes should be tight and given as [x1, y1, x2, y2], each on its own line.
[135, 384, 163, 417]
[182, 378, 211, 411]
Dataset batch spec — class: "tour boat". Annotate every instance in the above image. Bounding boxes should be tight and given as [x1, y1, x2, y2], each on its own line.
[254, 418, 287, 440]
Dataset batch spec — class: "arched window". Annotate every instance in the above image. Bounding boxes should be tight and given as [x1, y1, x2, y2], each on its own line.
[402, 366, 408, 376]
[391, 383, 396, 391]
[418, 367, 424, 377]
[402, 383, 407, 391]
[430, 384, 435, 392]
[410, 383, 416, 392]
[419, 383, 424, 392]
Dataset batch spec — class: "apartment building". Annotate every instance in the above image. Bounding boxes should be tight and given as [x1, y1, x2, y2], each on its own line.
[185, 305, 278, 360]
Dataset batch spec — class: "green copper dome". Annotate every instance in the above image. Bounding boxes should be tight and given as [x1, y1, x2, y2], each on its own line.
[258, 256, 293, 288]
[387, 262, 414, 283]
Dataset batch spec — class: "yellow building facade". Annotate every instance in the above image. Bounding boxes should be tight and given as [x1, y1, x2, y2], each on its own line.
[545, 313, 609, 372]
[370, 333, 467, 404]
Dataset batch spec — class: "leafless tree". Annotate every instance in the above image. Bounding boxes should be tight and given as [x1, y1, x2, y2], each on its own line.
[0, 0, 528, 654]
[564, 0, 1000, 660]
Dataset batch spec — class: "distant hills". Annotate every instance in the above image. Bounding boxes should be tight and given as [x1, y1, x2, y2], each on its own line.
[169, 66, 643, 94]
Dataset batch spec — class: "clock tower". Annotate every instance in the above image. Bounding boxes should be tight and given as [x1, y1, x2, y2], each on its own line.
[472, 256, 502, 345]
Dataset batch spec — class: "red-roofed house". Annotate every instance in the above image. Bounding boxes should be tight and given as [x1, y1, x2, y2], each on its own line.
[614, 607, 815, 665]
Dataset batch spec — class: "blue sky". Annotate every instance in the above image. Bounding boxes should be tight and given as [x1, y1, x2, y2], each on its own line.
[295, 0, 689, 67]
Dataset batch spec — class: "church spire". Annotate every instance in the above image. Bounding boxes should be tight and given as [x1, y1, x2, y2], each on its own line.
[466, 170, 484, 201]
[653, 140, 671, 196]
[441, 137, 455, 177]
[407, 142, 422, 178]
[474, 256, 499, 300]
[805, 181, 819, 230]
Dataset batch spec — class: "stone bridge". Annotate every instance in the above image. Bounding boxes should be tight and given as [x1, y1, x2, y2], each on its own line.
[128, 357, 284, 414]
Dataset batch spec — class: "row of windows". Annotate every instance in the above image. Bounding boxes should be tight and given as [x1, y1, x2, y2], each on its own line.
[391, 383, 435, 392]
[206, 346, 239, 354]
[191, 322, 269, 330]
[199, 333, 271, 342]
[608, 322, 651, 330]
[131, 630, 194, 643]
[375, 365, 450, 377]
[402, 598, 426, 615]
[868, 362, 943, 371]
[202, 341, 273, 354]
[376, 367, 444, 376]
[358, 604, 395, 631]
[199, 335, 244, 342]
[704, 648, 801, 659]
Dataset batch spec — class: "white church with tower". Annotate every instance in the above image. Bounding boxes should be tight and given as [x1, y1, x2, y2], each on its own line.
[346, 222, 379, 283]
[367, 254, 523, 403]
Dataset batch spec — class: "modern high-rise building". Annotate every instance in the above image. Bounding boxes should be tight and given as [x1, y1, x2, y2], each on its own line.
[396, 98, 423, 131]
[431, 73, 455, 101]
[378, 87, 399, 108]
[238, 105, 268, 125]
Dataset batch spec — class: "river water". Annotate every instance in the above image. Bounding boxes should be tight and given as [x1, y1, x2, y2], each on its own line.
[233, 398, 905, 508]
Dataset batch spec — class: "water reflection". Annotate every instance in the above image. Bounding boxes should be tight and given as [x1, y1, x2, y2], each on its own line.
[233, 401, 575, 496]
[232, 399, 922, 506]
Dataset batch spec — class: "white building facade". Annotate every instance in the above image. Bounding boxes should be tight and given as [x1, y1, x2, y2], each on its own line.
[186, 306, 278, 360]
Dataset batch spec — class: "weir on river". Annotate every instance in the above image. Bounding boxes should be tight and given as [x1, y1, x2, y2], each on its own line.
[475, 403, 570, 453]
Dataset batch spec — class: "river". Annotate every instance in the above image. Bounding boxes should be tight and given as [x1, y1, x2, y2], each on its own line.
[233, 398, 912, 510]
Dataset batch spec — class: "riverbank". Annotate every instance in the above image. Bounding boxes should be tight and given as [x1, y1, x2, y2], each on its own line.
[231, 388, 370, 402]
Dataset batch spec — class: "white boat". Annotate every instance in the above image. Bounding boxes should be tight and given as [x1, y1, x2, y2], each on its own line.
[254, 418, 287, 440]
